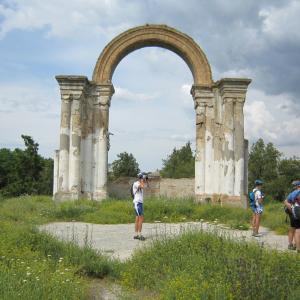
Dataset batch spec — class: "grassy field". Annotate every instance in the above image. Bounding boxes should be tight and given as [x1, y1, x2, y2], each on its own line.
[0, 195, 296, 299]
[1, 194, 287, 233]
[122, 230, 300, 300]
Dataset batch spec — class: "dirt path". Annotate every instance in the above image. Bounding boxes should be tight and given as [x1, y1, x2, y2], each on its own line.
[40, 221, 290, 261]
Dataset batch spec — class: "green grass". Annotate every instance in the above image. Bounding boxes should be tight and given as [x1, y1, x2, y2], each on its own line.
[122, 231, 300, 300]
[0, 196, 121, 300]
[0, 195, 295, 299]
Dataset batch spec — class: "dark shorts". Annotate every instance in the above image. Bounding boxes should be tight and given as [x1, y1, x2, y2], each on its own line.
[134, 202, 144, 216]
[289, 213, 300, 229]
[250, 205, 263, 214]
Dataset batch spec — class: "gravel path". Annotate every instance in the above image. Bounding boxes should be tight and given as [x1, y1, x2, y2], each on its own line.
[39, 221, 290, 261]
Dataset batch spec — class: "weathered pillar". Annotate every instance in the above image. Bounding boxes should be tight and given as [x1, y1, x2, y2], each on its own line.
[233, 98, 245, 196]
[218, 78, 251, 199]
[55, 76, 88, 201]
[53, 150, 59, 195]
[92, 84, 114, 201]
[69, 93, 83, 199]
[244, 139, 249, 207]
[191, 85, 214, 201]
[57, 91, 72, 195]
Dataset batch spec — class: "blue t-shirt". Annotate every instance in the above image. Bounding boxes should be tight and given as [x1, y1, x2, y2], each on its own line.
[287, 190, 300, 204]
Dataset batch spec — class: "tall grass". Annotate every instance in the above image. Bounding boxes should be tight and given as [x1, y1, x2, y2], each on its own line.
[122, 230, 300, 300]
[0, 195, 294, 299]
[0, 196, 121, 300]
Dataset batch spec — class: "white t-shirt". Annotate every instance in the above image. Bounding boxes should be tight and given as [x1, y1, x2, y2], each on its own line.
[253, 188, 262, 207]
[132, 181, 143, 203]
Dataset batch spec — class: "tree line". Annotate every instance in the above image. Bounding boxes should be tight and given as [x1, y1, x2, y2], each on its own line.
[0, 136, 299, 200]
[0, 135, 53, 198]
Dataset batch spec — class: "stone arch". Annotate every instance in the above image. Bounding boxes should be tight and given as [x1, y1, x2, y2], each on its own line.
[92, 24, 213, 86]
[54, 24, 251, 207]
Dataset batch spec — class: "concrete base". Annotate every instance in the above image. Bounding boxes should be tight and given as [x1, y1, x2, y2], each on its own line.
[195, 193, 245, 207]
[92, 190, 107, 201]
[53, 192, 79, 202]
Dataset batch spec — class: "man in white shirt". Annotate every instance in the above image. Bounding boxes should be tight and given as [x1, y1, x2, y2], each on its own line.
[133, 173, 147, 241]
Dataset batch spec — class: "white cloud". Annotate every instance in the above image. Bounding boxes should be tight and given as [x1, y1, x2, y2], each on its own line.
[259, 1, 300, 42]
[245, 88, 300, 154]
[0, 0, 137, 39]
[0, 82, 59, 113]
[114, 87, 158, 102]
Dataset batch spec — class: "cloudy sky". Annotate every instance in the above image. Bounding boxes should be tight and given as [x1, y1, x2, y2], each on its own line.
[0, 0, 299, 171]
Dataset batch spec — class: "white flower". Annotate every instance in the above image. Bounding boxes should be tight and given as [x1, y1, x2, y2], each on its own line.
[26, 272, 31, 276]
[22, 279, 27, 283]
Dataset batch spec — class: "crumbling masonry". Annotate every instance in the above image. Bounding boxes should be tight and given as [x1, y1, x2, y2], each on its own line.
[53, 25, 251, 206]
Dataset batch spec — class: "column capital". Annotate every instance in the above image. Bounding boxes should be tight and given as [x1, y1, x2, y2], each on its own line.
[93, 84, 115, 107]
[191, 85, 214, 109]
[217, 78, 251, 103]
[56, 75, 89, 100]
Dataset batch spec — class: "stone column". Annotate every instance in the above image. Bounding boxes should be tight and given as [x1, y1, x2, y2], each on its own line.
[55, 76, 88, 201]
[57, 93, 72, 194]
[233, 98, 245, 196]
[68, 93, 83, 199]
[218, 78, 251, 198]
[223, 97, 235, 195]
[244, 139, 249, 207]
[191, 85, 214, 201]
[53, 150, 59, 195]
[92, 84, 114, 201]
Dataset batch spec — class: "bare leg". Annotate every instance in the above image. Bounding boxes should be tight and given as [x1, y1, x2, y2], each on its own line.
[251, 214, 256, 233]
[138, 216, 144, 233]
[295, 229, 300, 251]
[135, 216, 139, 234]
[255, 214, 261, 234]
[288, 227, 295, 245]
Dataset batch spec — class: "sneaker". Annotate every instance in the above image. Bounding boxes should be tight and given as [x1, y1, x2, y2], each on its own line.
[288, 244, 296, 250]
[133, 235, 140, 240]
[139, 235, 146, 241]
[253, 233, 262, 237]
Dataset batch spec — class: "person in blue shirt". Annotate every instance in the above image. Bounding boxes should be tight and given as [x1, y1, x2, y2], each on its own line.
[251, 180, 264, 237]
[284, 180, 300, 251]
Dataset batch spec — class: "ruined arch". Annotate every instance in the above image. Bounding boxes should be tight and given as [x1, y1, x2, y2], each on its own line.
[54, 24, 251, 206]
[92, 25, 213, 86]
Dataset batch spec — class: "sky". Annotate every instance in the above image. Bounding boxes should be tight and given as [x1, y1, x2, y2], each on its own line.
[0, 0, 300, 171]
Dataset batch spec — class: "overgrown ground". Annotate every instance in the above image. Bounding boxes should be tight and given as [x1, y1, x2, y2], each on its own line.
[0, 196, 297, 299]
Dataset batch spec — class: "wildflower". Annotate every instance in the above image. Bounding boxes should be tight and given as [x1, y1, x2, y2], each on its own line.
[26, 266, 30, 269]
[64, 268, 69, 271]
[47, 254, 51, 257]
[26, 272, 31, 276]
[21, 261, 25, 264]
[22, 279, 27, 283]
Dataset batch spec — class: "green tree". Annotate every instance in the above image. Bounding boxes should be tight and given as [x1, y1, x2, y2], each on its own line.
[160, 142, 195, 178]
[0, 135, 53, 197]
[111, 152, 140, 179]
[247, 139, 300, 200]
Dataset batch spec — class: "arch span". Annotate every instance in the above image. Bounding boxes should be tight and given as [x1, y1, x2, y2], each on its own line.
[92, 24, 213, 86]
